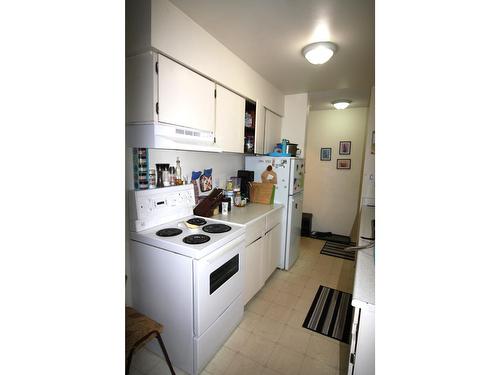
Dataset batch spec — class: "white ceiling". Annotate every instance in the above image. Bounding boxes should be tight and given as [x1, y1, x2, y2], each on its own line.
[169, 0, 374, 111]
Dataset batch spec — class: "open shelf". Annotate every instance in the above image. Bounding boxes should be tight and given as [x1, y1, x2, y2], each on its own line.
[244, 99, 256, 154]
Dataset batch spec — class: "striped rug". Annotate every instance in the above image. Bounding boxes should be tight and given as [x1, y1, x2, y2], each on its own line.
[320, 241, 356, 261]
[302, 285, 354, 344]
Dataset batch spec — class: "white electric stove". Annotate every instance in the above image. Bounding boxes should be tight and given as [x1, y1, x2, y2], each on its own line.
[128, 184, 245, 375]
[129, 215, 245, 259]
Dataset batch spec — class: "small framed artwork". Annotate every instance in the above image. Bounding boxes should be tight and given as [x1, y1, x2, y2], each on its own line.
[339, 141, 351, 155]
[337, 159, 351, 169]
[320, 147, 332, 161]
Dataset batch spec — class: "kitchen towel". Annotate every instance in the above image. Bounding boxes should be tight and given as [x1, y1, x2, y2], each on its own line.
[303, 285, 353, 344]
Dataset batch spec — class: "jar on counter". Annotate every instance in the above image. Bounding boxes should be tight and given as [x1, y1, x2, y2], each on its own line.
[225, 190, 234, 208]
[234, 191, 241, 206]
[221, 201, 229, 215]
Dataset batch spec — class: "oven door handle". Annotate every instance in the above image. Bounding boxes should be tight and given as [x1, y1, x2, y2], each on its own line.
[201, 236, 244, 265]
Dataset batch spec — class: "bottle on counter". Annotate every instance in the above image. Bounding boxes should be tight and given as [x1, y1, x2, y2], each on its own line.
[162, 169, 170, 186]
[175, 157, 182, 185]
[169, 166, 176, 186]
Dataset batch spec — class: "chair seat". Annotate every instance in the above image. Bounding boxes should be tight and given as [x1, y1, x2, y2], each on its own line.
[126, 306, 164, 357]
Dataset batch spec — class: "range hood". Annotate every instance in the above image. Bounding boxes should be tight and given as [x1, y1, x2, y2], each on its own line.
[126, 122, 222, 152]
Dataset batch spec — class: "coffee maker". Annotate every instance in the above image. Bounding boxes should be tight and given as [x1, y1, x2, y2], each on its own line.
[237, 170, 254, 200]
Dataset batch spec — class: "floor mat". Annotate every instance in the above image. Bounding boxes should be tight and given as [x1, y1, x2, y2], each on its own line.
[302, 285, 354, 344]
[311, 232, 351, 244]
[320, 241, 356, 261]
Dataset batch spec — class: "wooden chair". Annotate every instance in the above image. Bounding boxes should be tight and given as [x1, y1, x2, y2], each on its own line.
[125, 306, 176, 375]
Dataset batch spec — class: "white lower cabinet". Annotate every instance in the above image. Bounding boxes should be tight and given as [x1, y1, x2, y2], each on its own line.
[348, 306, 375, 375]
[263, 224, 281, 281]
[244, 223, 282, 305]
[242, 209, 283, 306]
[243, 236, 265, 305]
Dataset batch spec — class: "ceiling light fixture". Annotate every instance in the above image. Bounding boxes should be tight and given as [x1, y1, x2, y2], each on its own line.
[302, 41, 337, 65]
[332, 100, 352, 110]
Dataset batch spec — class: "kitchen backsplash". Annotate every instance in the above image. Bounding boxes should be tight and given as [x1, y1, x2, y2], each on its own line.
[126, 148, 245, 191]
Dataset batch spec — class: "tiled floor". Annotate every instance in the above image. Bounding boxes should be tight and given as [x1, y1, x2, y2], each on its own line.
[130, 237, 355, 375]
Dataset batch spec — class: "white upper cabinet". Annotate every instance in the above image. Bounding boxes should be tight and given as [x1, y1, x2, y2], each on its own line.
[126, 0, 285, 138]
[158, 55, 215, 132]
[215, 85, 245, 153]
[254, 105, 265, 155]
[126, 52, 157, 124]
[264, 109, 282, 154]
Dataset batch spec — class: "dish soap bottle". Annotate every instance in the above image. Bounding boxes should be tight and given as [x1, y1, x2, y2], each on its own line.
[175, 157, 182, 185]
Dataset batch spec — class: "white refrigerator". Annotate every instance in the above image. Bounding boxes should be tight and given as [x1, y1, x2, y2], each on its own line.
[245, 156, 305, 270]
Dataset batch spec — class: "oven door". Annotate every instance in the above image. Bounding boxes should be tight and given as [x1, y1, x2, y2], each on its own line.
[193, 236, 245, 336]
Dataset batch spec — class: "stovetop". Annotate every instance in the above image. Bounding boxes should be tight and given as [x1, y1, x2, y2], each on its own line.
[129, 215, 245, 259]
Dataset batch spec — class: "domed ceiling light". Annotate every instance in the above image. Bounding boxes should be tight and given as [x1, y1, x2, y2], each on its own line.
[332, 100, 352, 110]
[302, 42, 337, 65]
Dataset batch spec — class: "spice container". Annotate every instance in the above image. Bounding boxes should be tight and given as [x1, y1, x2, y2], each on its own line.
[133, 148, 149, 190]
[149, 169, 156, 189]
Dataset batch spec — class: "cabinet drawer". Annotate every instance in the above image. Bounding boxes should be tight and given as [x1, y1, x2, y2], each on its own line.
[266, 208, 282, 231]
[245, 217, 266, 246]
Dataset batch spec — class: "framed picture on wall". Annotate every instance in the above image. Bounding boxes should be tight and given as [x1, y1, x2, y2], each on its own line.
[339, 141, 351, 155]
[337, 159, 351, 169]
[320, 147, 331, 161]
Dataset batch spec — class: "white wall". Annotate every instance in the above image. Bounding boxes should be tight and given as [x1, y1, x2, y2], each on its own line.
[360, 87, 375, 205]
[281, 93, 309, 155]
[126, 0, 284, 116]
[303, 108, 368, 236]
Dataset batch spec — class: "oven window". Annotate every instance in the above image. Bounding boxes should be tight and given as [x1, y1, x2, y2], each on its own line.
[210, 254, 239, 295]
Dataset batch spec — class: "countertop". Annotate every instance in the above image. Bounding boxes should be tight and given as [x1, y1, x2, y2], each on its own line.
[211, 203, 284, 226]
[352, 247, 375, 309]
[352, 205, 375, 309]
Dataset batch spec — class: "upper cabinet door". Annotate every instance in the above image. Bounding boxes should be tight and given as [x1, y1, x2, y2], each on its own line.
[215, 85, 245, 153]
[264, 109, 282, 154]
[158, 55, 215, 132]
